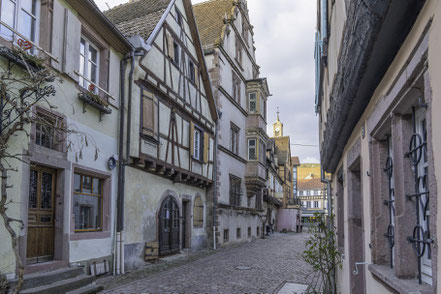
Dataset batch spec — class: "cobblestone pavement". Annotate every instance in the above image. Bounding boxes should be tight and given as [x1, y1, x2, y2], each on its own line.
[99, 232, 314, 294]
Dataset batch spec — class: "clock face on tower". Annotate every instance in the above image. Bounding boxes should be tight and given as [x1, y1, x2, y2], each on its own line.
[275, 127, 280, 132]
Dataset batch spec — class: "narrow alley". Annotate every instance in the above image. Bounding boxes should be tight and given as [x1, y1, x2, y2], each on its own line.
[98, 233, 313, 294]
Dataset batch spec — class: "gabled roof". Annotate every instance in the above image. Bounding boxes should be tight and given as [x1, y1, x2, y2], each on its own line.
[298, 178, 325, 190]
[104, 0, 171, 40]
[104, 0, 218, 121]
[193, 0, 234, 46]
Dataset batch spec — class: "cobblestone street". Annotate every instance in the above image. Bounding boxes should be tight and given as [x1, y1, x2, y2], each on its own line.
[99, 232, 313, 294]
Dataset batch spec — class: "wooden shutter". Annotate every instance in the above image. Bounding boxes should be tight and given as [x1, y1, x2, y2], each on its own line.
[51, 0, 65, 71]
[190, 122, 195, 157]
[167, 32, 174, 59]
[203, 133, 209, 163]
[108, 50, 120, 104]
[64, 9, 81, 82]
[142, 90, 155, 137]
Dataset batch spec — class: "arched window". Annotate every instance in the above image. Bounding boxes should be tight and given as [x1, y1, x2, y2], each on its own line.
[193, 196, 203, 227]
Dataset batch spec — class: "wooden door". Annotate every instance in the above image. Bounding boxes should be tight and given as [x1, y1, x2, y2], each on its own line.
[27, 167, 56, 264]
[159, 196, 180, 256]
[182, 201, 187, 248]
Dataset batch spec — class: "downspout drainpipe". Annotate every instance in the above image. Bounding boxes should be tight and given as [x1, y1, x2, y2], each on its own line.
[212, 117, 219, 250]
[321, 166, 334, 292]
[116, 50, 130, 275]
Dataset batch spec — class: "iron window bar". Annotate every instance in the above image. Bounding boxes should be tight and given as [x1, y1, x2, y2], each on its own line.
[383, 135, 395, 268]
[74, 71, 116, 101]
[0, 20, 59, 63]
[405, 107, 432, 285]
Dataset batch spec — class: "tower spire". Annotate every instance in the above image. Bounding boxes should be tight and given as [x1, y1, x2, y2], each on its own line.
[273, 108, 283, 137]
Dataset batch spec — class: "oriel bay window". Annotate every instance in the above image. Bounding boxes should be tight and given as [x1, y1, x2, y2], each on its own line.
[248, 92, 257, 113]
[248, 138, 256, 160]
[0, 0, 39, 47]
[73, 173, 103, 231]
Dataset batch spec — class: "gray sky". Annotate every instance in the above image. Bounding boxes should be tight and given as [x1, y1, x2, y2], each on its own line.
[95, 0, 319, 163]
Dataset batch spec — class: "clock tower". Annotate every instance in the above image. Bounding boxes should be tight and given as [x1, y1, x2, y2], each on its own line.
[273, 108, 283, 137]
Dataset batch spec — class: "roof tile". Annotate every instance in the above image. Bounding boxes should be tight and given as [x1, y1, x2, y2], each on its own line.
[193, 0, 234, 46]
[104, 0, 171, 40]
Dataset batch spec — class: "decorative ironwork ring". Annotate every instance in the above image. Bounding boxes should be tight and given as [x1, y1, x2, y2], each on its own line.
[409, 225, 426, 258]
[408, 134, 424, 165]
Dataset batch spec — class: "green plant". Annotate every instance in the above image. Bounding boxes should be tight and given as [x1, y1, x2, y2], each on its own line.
[0, 273, 8, 294]
[79, 91, 110, 108]
[11, 46, 46, 69]
[303, 213, 342, 294]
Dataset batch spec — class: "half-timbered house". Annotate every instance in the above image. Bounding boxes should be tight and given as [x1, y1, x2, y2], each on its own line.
[105, 0, 218, 270]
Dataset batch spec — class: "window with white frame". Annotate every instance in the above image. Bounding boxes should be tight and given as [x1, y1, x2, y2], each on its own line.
[314, 201, 319, 208]
[306, 201, 311, 208]
[79, 37, 99, 93]
[248, 138, 256, 160]
[193, 127, 202, 160]
[0, 0, 39, 48]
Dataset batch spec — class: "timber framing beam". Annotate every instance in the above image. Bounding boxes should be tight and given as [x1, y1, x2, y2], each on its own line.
[130, 155, 213, 188]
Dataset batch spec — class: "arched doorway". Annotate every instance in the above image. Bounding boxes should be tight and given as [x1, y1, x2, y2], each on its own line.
[159, 196, 180, 256]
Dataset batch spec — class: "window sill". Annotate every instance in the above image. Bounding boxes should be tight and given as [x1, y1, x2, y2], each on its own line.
[192, 157, 205, 165]
[368, 264, 434, 294]
[78, 91, 111, 121]
[0, 47, 47, 73]
[70, 230, 111, 241]
[140, 133, 159, 145]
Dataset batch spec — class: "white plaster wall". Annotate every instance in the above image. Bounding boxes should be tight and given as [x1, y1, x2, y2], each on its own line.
[218, 152, 246, 204]
[124, 166, 208, 245]
[217, 213, 261, 246]
[66, 118, 118, 262]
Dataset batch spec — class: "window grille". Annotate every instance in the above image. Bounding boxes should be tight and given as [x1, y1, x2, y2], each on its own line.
[383, 135, 395, 268]
[229, 175, 242, 207]
[406, 107, 432, 285]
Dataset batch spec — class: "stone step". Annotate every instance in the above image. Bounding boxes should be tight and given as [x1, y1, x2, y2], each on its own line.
[9, 267, 84, 291]
[66, 282, 103, 294]
[20, 275, 95, 294]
